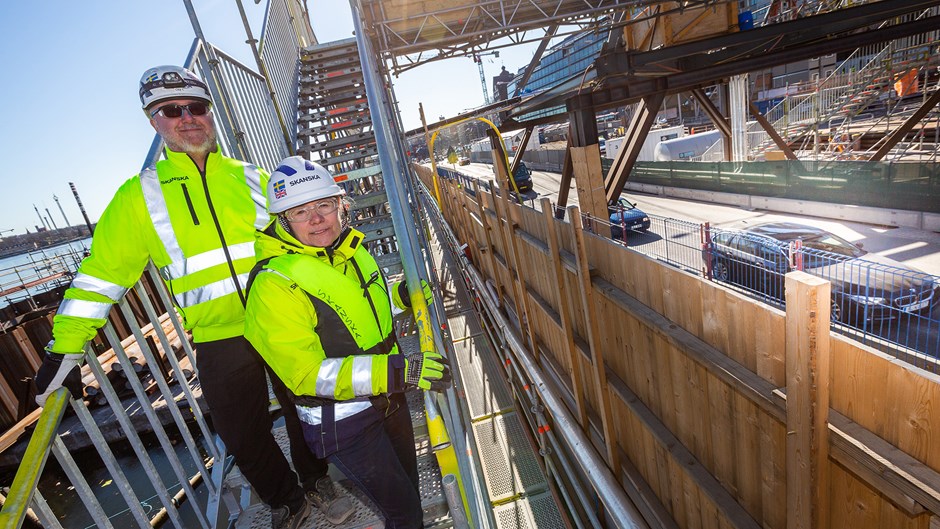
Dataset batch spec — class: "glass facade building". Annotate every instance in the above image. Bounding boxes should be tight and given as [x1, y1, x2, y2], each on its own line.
[508, 28, 609, 121]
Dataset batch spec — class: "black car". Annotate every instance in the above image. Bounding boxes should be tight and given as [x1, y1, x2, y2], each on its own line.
[511, 162, 533, 193]
[704, 222, 937, 326]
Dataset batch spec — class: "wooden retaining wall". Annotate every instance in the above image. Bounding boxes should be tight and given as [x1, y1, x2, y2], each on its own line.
[416, 164, 940, 529]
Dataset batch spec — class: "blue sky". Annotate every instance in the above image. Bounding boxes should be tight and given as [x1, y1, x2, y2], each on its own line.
[0, 1, 541, 235]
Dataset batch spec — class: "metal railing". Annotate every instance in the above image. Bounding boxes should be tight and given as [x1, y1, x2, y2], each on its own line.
[698, 227, 940, 366]
[0, 1, 308, 527]
[0, 265, 222, 529]
[571, 207, 940, 368]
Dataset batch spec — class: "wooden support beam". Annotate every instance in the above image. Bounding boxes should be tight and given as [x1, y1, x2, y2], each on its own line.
[785, 271, 831, 529]
[605, 93, 665, 203]
[570, 145, 610, 238]
[509, 126, 533, 176]
[749, 103, 799, 160]
[555, 145, 574, 216]
[567, 205, 620, 471]
[472, 180, 504, 308]
[871, 88, 940, 161]
[540, 198, 588, 426]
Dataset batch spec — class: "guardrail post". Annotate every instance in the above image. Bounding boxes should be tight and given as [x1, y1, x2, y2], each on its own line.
[785, 270, 831, 529]
[568, 205, 620, 472]
[540, 198, 589, 427]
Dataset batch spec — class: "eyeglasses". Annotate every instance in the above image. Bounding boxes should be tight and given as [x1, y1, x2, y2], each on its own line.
[284, 198, 339, 222]
[150, 102, 210, 119]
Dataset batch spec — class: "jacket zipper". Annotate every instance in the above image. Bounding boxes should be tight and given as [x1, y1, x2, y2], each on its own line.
[180, 184, 200, 225]
[193, 156, 247, 306]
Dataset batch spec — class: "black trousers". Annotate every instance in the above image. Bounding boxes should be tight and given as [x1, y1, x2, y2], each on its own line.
[196, 336, 328, 509]
[320, 393, 423, 529]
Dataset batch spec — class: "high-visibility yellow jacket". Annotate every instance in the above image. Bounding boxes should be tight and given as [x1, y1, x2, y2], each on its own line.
[244, 220, 408, 402]
[49, 147, 269, 353]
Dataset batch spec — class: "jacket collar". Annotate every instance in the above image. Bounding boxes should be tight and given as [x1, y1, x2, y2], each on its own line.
[163, 145, 223, 174]
[257, 217, 364, 265]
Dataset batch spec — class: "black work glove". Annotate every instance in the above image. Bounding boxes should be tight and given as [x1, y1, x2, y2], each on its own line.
[34, 351, 84, 406]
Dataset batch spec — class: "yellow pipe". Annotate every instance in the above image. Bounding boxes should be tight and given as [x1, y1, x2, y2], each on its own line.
[427, 116, 522, 203]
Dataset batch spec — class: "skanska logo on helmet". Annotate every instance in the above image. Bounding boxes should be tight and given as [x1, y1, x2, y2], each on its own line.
[289, 174, 321, 186]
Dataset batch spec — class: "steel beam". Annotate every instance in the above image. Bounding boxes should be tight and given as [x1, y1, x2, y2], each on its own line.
[749, 103, 798, 161]
[568, 96, 600, 148]
[514, 24, 558, 98]
[870, 89, 940, 161]
[605, 93, 665, 203]
[570, 13, 940, 116]
[691, 87, 731, 159]
[615, 0, 940, 73]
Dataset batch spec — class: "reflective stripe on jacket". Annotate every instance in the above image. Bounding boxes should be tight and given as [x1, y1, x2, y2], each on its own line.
[49, 148, 269, 353]
[244, 221, 405, 401]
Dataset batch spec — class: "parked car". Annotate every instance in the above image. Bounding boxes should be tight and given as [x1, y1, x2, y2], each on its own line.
[511, 162, 533, 193]
[608, 197, 651, 239]
[704, 222, 938, 326]
[458, 156, 471, 166]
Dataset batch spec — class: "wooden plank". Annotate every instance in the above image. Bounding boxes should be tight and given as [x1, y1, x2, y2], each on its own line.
[608, 368, 763, 529]
[830, 409, 940, 515]
[498, 188, 540, 362]
[471, 180, 503, 307]
[12, 327, 41, 372]
[569, 145, 610, 238]
[785, 270, 831, 529]
[831, 442, 924, 516]
[733, 392, 762, 519]
[830, 460, 882, 527]
[759, 410, 787, 529]
[593, 276, 785, 423]
[568, 204, 620, 471]
[540, 198, 588, 426]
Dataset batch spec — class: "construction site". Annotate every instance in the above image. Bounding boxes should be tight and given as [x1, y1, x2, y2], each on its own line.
[0, 1, 939, 528]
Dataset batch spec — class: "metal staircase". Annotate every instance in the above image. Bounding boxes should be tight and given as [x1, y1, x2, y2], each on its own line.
[297, 38, 402, 274]
[750, 8, 940, 159]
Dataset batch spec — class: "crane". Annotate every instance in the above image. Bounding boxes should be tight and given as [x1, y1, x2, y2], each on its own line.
[470, 50, 499, 105]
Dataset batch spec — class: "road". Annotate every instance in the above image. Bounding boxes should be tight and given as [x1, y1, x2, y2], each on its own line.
[442, 161, 940, 359]
[450, 161, 940, 275]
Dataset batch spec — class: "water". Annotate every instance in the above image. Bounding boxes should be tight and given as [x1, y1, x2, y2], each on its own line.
[31, 429, 215, 529]
[0, 238, 91, 307]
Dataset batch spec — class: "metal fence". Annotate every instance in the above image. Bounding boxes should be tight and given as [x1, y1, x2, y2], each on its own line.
[575, 207, 940, 368]
[698, 225, 940, 366]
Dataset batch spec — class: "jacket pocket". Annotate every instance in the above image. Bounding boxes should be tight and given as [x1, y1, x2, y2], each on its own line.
[181, 184, 200, 225]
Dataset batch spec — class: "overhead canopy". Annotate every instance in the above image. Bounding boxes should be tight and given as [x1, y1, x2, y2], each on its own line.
[359, 0, 632, 67]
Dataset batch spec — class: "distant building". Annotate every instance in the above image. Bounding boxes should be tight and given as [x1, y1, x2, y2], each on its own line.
[491, 66, 515, 102]
[507, 29, 609, 121]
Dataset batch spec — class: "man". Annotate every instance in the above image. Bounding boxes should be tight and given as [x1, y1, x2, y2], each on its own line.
[33, 65, 353, 529]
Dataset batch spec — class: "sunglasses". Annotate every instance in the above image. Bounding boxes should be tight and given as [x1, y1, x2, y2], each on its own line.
[150, 102, 210, 119]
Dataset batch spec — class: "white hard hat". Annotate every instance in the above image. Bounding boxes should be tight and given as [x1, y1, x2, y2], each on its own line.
[139, 65, 211, 110]
[267, 156, 344, 214]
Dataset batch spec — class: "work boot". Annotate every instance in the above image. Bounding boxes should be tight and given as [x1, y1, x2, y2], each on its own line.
[306, 476, 355, 525]
[270, 498, 311, 529]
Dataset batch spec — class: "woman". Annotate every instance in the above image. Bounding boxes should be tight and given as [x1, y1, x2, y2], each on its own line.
[244, 156, 448, 529]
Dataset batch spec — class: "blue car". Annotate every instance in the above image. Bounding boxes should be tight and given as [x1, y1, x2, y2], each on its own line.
[609, 197, 651, 239]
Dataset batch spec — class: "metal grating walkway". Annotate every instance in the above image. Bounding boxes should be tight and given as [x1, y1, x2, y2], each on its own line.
[427, 206, 565, 528]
